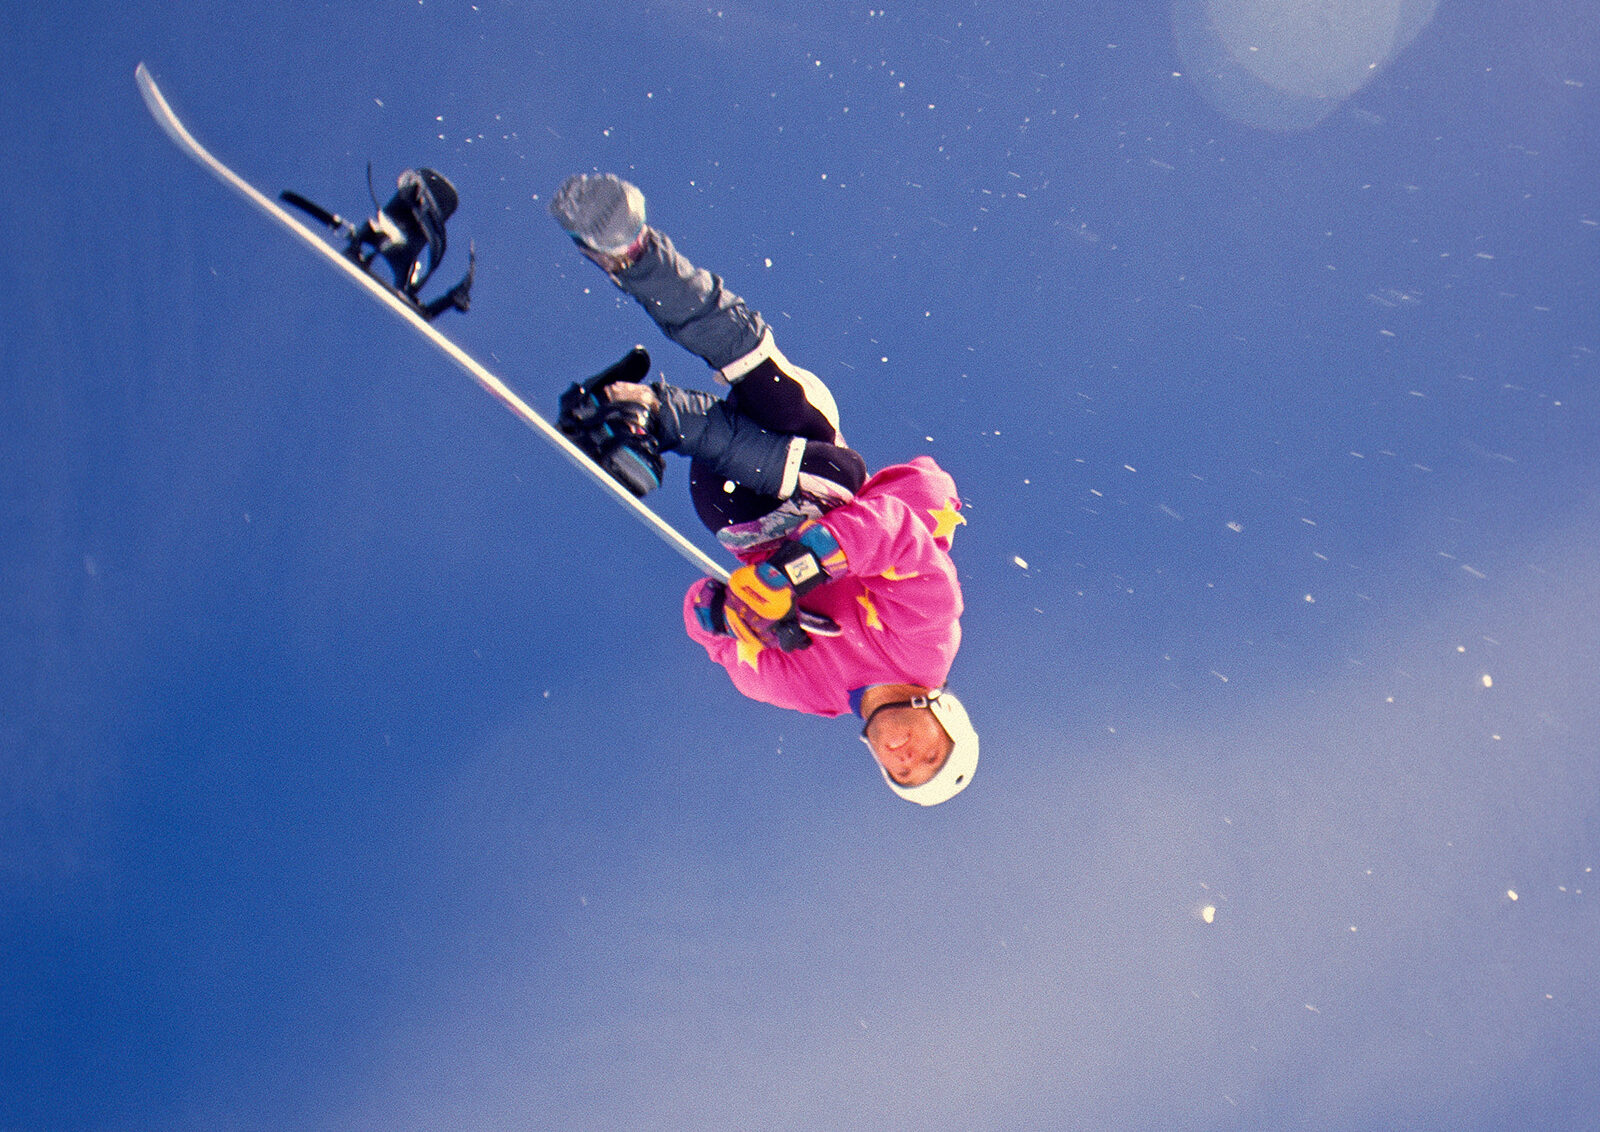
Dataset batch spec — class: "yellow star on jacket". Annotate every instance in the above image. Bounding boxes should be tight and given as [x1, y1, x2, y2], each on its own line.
[735, 635, 765, 670]
[928, 498, 966, 542]
[722, 605, 770, 670]
[857, 591, 885, 631]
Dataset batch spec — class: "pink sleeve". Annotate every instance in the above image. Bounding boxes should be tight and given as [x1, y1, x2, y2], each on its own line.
[819, 492, 938, 579]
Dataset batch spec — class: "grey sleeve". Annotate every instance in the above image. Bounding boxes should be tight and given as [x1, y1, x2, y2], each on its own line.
[612, 230, 767, 371]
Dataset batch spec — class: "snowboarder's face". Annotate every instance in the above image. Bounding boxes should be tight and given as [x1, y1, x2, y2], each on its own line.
[863, 704, 953, 788]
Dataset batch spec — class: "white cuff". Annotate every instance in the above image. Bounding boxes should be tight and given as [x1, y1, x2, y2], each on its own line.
[779, 436, 807, 500]
[715, 328, 779, 385]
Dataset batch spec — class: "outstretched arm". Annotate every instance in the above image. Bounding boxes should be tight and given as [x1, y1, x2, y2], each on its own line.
[614, 230, 768, 373]
[551, 174, 766, 371]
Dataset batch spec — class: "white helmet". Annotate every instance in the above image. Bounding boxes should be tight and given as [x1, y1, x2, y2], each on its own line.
[876, 688, 979, 806]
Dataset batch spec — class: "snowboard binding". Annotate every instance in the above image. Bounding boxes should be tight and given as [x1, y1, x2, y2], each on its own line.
[281, 166, 474, 321]
[557, 347, 666, 498]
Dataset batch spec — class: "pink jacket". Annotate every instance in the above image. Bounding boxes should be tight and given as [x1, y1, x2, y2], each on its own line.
[682, 456, 965, 717]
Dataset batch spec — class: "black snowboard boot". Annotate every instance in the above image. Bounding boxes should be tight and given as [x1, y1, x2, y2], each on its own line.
[558, 347, 666, 497]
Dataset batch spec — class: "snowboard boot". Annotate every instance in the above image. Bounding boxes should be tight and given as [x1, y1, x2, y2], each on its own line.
[558, 347, 666, 497]
[349, 168, 457, 290]
[549, 173, 649, 274]
[559, 347, 808, 502]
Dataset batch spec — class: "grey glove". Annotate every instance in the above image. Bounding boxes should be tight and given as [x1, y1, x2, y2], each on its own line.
[549, 173, 647, 257]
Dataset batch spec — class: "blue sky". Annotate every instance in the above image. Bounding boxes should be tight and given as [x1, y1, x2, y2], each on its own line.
[4, 1, 1598, 1129]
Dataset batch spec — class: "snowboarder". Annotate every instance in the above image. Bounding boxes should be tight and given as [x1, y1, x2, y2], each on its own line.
[551, 174, 977, 805]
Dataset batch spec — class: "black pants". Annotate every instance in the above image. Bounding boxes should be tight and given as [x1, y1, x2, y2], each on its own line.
[687, 356, 865, 530]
